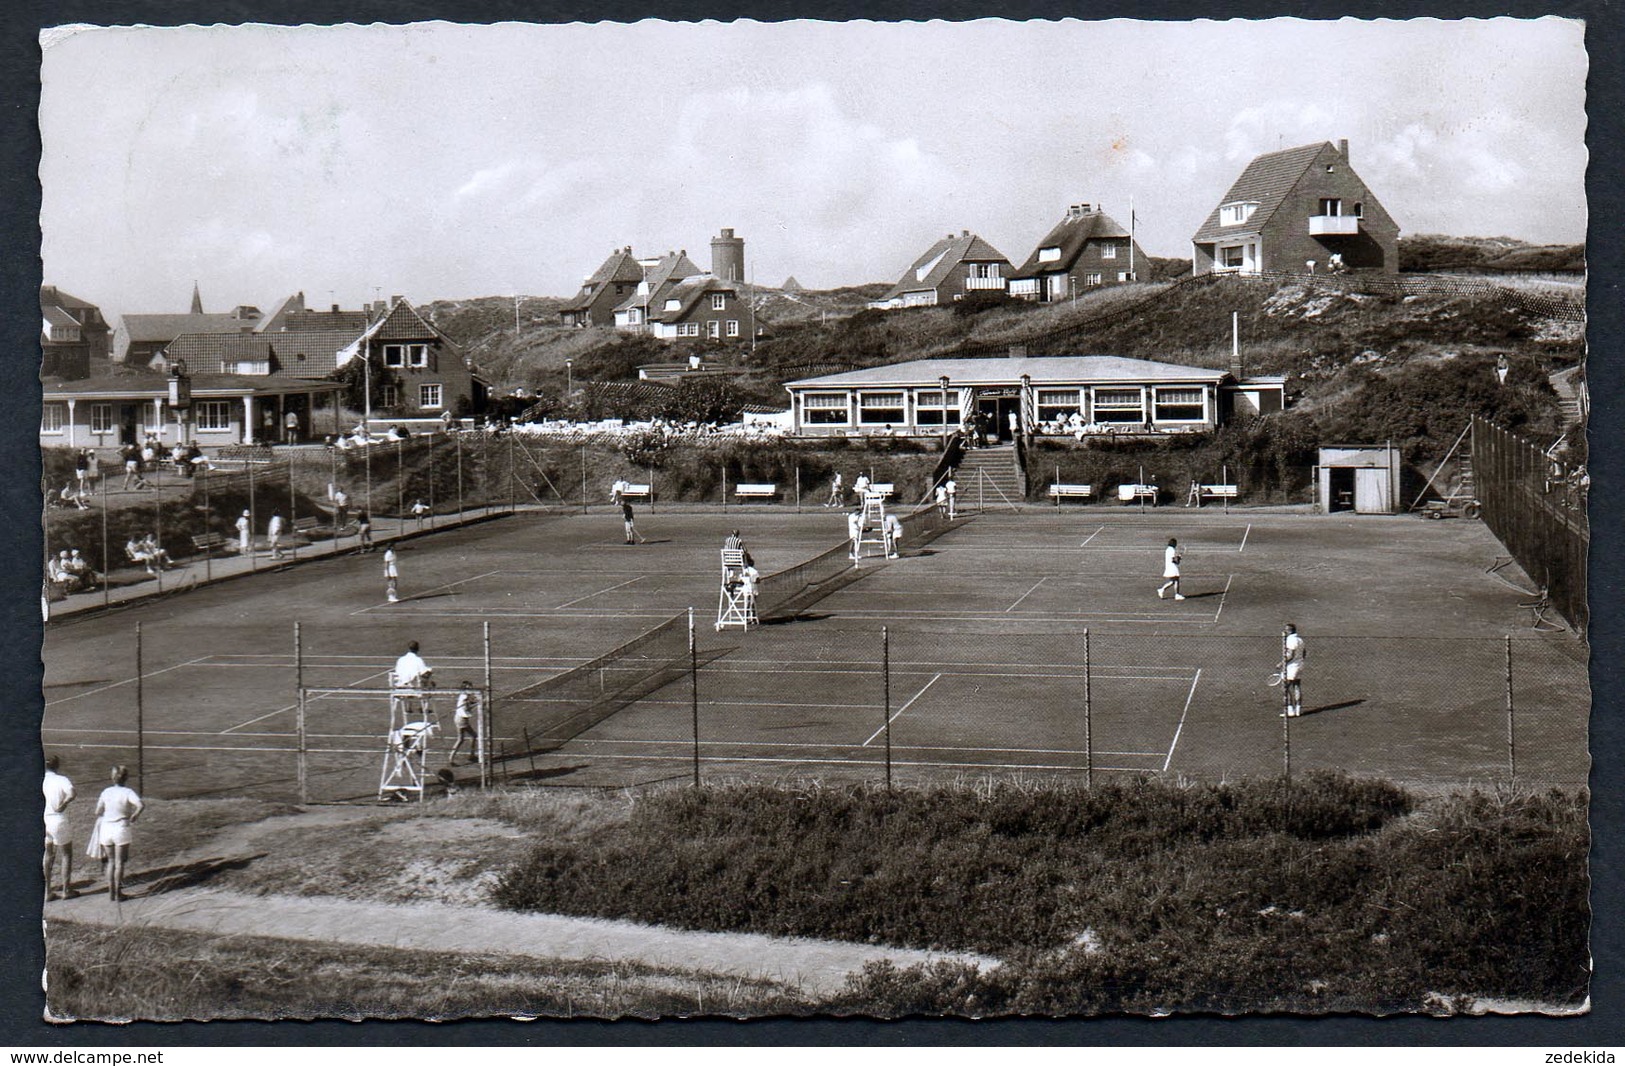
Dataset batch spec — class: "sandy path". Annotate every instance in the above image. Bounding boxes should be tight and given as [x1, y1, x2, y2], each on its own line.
[47, 889, 989, 997]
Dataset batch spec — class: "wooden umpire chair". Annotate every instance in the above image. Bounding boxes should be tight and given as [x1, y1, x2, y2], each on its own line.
[716, 548, 757, 631]
[379, 673, 439, 801]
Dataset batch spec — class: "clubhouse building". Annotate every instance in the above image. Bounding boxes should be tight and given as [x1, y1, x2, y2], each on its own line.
[783, 355, 1285, 441]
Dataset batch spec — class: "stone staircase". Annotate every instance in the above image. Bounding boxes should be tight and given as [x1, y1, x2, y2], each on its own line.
[953, 445, 1024, 511]
[1548, 365, 1588, 429]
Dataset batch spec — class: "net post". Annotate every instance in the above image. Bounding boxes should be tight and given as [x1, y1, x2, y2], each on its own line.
[580, 443, 587, 515]
[689, 608, 700, 787]
[882, 626, 892, 791]
[795, 466, 801, 513]
[1505, 634, 1516, 790]
[1083, 627, 1092, 788]
[295, 622, 307, 804]
[153, 472, 163, 593]
[100, 473, 111, 608]
[722, 465, 727, 511]
[508, 434, 517, 514]
[288, 458, 298, 559]
[1055, 464, 1060, 509]
[248, 460, 257, 573]
[204, 467, 215, 581]
[135, 621, 145, 794]
[1281, 632, 1292, 784]
[483, 621, 494, 791]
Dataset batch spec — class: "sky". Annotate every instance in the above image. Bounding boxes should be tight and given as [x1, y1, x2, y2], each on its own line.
[39, 17, 1588, 323]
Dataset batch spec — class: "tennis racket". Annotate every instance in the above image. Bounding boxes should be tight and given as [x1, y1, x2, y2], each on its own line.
[1266, 670, 1284, 687]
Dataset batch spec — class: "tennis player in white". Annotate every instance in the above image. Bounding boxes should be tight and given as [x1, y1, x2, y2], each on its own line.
[1281, 624, 1306, 717]
[43, 756, 76, 901]
[1157, 537, 1185, 600]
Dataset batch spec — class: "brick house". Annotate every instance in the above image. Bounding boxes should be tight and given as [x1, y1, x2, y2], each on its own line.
[559, 247, 646, 328]
[114, 305, 262, 364]
[643, 275, 753, 341]
[1007, 204, 1149, 301]
[1191, 139, 1400, 275]
[336, 297, 487, 419]
[613, 251, 704, 332]
[40, 285, 111, 380]
[870, 231, 1013, 309]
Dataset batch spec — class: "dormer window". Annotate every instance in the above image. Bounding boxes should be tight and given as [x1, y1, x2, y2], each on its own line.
[1220, 202, 1259, 226]
[1101, 243, 1118, 259]
[664, 298, 682, 312]
[1038, 247, 1062, 263]
[711, 293, 727, 311]
[1319, 198, 1343, 217]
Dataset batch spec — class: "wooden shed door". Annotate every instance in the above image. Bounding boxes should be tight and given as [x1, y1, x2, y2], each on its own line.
[1354, 467, 1390, 513]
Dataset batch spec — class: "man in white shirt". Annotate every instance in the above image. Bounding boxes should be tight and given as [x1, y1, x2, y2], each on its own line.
[43, 756, 76, 901]
[236, 510, 252, 554]
[267, 512, 285, 559]
[883, 513, 904, 559]
[394, 641, 432, 689]
[384, 547, 400, 603]
[848, 508, 865, 561]
[449, 681, 482, 766]
[944, 478, 957, 520]
[853, 473, 871, 499]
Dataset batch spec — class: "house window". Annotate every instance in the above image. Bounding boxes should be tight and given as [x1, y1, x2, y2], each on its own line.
[1037, 389, 1084, 423]
[627, 309, 642, 325]
[914, 388, 959, 426]
[1101, 243, 1118, 259]
[711, 293, 726, 311]
[1118, 272, 1133, 283]
[858, 392, 906, 425]
[616, 284, 627, 295]
[1153, 387, 1207, 422]
[1086, 273, 1102, 286]
[1220, 202, 1259, 226]
[1319, 198, 1343, 217]
[683, 323, 701, 338]
[380, 385, 400, 408]
[665, 298, 682, 312]
[968, 263, 1001, 279]
[707, 320, 721, 339]
[383, 344, 404, 367]
[1219, 246, 1247, 270]
[1091, 387, 1144, 423]
[803, 392, 850, 425]
[41, 403, 66, 434]
[1353, 201, 1364, 218]
[419, 384, 443, 409]
[726, 320, 740, 337]
[1038, 247, 1062, 263]
[195, 400, 232, 432]
[89, 404, 114, 434]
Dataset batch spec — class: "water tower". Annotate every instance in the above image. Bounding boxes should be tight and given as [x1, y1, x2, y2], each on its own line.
[711, 228, 746, 282]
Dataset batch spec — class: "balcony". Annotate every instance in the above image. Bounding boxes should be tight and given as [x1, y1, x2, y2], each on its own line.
[963, 276, 1007, 291]
[1309, 215, 1360, 237]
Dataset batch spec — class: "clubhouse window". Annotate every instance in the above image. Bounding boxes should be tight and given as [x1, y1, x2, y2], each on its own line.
[41, 403, 66, 434]
[803, 393, 850, 425]
[1092, 387, 1144, 423]
[1154, 387, 1206, 422]
[914, 389, 958, 426]
[89, 403, 114, 434]
[195, 400, 232, 432]
[1037, 389, 1084, 422]
[858, 392, 906, 425]
[419, 384, 443, 409]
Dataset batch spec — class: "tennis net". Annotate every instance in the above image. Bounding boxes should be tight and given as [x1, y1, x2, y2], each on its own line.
[754, 541, 854, 617]
[895, 502, 956, 548]
[495, 612, 691, 757]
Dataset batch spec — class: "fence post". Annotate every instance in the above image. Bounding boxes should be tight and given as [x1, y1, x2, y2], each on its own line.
[1083, 627, 1092, 788]
[397, 440, 405, 523]
[288, 459, 298, 558]
[295, 622, 306, 804]
[882, 625, 892, 790]
[153, 477, 163, 592]
[722, 464, 728, 511]
[795, 466, 801, 512]
[1505, 635, 1517, 789]
[690, 608, 701, 788]
[508, 434, 517, 513]
[579, 443, 587, 515]
[135, 621, 145, 794]
[204, 471, 214, 582]
[455, 432, 465, 520]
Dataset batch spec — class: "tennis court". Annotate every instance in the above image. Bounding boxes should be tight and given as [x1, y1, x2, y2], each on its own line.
[41, 506, 1591, 799]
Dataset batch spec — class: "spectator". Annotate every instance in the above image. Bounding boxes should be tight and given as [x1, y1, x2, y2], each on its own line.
[139, 534, 173, 570]
[333, 487, 350, 529]
[440, 409, 455, 432]
[66, 549, 98, 589]
[267, 512, 285, 560]
[355, 509, 374, 552]
[448, 681, 481, 766]
[236, 510, 252, 555]
[73, 450, 90, 492]
[284, 410, 300, 444]
[126, 536, 156, 575]
[92, 766, 143, 902]
[48, 552, 81, 595]
[42, 756, 76, 901]
[410, 499, 430, 526]
[121, 445, 140, 490]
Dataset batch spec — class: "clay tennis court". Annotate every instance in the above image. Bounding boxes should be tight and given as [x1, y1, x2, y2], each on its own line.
[41, 506, 1590, 800]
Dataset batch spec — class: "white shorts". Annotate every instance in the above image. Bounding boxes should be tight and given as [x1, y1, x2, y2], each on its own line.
[43, 813, 72, 847]
[1285, 662, 1304, 682]
[100, 820, 132, 848]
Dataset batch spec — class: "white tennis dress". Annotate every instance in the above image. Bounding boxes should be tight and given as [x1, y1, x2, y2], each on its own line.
[1163, 545, 1181, 579]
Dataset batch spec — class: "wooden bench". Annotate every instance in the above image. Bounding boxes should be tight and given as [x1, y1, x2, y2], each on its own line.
[618, 483, 653, 502]
[1048, 483, 1094, 503]
[734, 483, 779, 502]
[1199, 484, 1239, 508]
[212, 444, 276, 467]
[867, 482, 895, 499]
[1117, 483, 1159, 505]
[190, 532, 231, 556]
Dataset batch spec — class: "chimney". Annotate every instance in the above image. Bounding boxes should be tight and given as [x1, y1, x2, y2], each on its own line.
[390, 294, 403, 306]
[962, 229, 970, 238]
[331, 304, 340, 313]
[1338, 138, 1349, 160]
